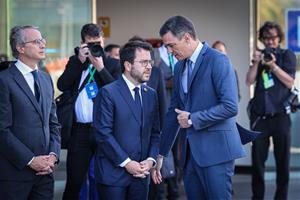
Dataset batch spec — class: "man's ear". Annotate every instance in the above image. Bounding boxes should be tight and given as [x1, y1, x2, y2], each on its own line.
[183, 32, 191, 42]
[124, 61, 132, 72]
[16, 44, 25, 55]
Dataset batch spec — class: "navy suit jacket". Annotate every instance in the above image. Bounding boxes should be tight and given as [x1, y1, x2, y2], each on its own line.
[93, 77, 161, 186]
[160, 43, 245, 167]
[0, 64, 61, 181]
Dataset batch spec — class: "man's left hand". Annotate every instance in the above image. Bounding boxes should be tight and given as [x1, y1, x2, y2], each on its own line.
[175, 108, 191, 128]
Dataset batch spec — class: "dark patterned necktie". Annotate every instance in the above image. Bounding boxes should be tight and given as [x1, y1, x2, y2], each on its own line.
[133, 87, 142, 122]
[31, 70, 40, 102]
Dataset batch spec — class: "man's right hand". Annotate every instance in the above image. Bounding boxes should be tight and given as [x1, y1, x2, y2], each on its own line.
[151, 155, 163, 184]
[78, 43, 90, 63]
[125, 160, 147, 178]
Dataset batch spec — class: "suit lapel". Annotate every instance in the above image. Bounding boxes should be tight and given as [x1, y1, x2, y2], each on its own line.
[10, 65, 43, 119]
[38, 72, 48, 119]
[141, 85, 149, 128]
[187, 42, 209, 91]
[117, 78, 142, 125]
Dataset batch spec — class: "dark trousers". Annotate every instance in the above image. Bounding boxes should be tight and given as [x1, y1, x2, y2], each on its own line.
[97, 178, 149, 200]
[0, 175, 54, 200]
[63, 123, 95, 200]
[251, 114, 291, 200]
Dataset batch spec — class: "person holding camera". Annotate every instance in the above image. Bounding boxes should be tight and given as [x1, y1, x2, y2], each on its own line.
[246, 21, 297, 200]
[57, 23, 121, 200]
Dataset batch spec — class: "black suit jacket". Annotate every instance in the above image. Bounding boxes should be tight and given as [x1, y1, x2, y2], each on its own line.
[57, 54, 121, 93]
[0, 64, 61, 181]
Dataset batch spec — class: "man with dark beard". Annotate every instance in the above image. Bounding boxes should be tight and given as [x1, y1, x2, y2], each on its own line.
[93, 41, 161, 200]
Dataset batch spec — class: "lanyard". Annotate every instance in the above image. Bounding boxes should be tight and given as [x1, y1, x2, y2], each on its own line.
[87, 64, 97, 84]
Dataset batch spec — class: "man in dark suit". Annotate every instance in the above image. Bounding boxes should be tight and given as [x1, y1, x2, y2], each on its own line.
[57, 23, 121, 199]
[93, 41, 161, 200]
[151, 16, 245, 199]
[0, 25, 60, 199]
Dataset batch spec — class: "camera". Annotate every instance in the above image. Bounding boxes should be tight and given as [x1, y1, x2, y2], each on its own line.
[87, 42, 104, 57]
[283, 87, 300, 114]
[262, 47, 276, 62]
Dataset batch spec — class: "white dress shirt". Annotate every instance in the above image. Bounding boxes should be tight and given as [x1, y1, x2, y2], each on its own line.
[75, 68, 94, 123]
[15, 60, 38, 96]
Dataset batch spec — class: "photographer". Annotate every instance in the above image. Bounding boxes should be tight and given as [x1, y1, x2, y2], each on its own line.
[246, 21, 297, 200]
[57, 23, 120, 200]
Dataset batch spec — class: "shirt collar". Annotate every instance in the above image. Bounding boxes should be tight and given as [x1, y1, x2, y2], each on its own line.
[15, 60, 38, 75]
[189, 41, 203, 64]
[122, 74, 141, 91]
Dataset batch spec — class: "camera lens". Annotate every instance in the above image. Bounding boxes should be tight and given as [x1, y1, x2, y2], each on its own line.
[262, 47, 274, 62]
[87, 43, 104, 57]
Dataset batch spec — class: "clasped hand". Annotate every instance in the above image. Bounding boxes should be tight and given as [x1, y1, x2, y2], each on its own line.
[29, 155, 57, 175]
[125, 160, 153, 178]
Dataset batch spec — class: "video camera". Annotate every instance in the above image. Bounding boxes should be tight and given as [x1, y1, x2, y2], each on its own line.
[283, 87, 300, 114]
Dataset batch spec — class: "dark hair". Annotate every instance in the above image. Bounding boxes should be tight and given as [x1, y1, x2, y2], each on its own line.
[81, 23, 103, 42]
[212, 40, 226, 49]
[104, 44, 120, 53]
[10, 25, 38, 58]
[128, 35, 146, 42]
[258, 21, 284, 43]
[119, 41, 153, 73]
[159, 15, 196, 40]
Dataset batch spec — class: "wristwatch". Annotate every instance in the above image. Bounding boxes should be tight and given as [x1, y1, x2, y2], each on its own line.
[188, 114, 193, 125]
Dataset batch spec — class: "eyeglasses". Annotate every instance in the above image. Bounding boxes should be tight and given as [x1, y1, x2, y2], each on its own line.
[23, 38, 46, 46]
[134, 60, 154, 68]
[262, 35, 278, 41]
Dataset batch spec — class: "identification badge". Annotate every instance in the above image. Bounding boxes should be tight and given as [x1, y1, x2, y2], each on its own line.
[85, 82, 98, 99]
[262, 70, 274, 89]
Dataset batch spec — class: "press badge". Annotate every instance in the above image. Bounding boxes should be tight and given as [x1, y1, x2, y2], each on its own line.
[262, 70, 274, 89]
[85, 82, 98, 99]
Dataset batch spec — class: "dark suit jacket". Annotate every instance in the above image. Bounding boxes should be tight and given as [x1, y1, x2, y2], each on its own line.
[57, 54, 121, 93]
[0, 64, 61, 181]
[93, 77, 161, 186]
[147, 66, 167, 128]
[160, 43, 245, 167]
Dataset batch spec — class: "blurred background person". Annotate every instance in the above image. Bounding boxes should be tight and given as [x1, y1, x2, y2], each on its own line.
[104, 43, 120, 59]
[246, 21, 296, 200]
[212, 40, 241, 101]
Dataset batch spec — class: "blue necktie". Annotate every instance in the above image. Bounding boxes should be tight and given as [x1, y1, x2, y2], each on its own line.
[187, 59, 193, 84]
[133, 87, 142, 122]
[31, 70, 40, 102]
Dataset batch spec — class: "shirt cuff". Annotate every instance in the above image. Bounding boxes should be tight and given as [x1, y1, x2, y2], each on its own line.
[27, 157, 35, 166]
[119, 157, 131, 167]
[49, 152, 59, 164]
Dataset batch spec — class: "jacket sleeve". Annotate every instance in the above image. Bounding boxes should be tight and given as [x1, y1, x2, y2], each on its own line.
[57, 55, 86, 92]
